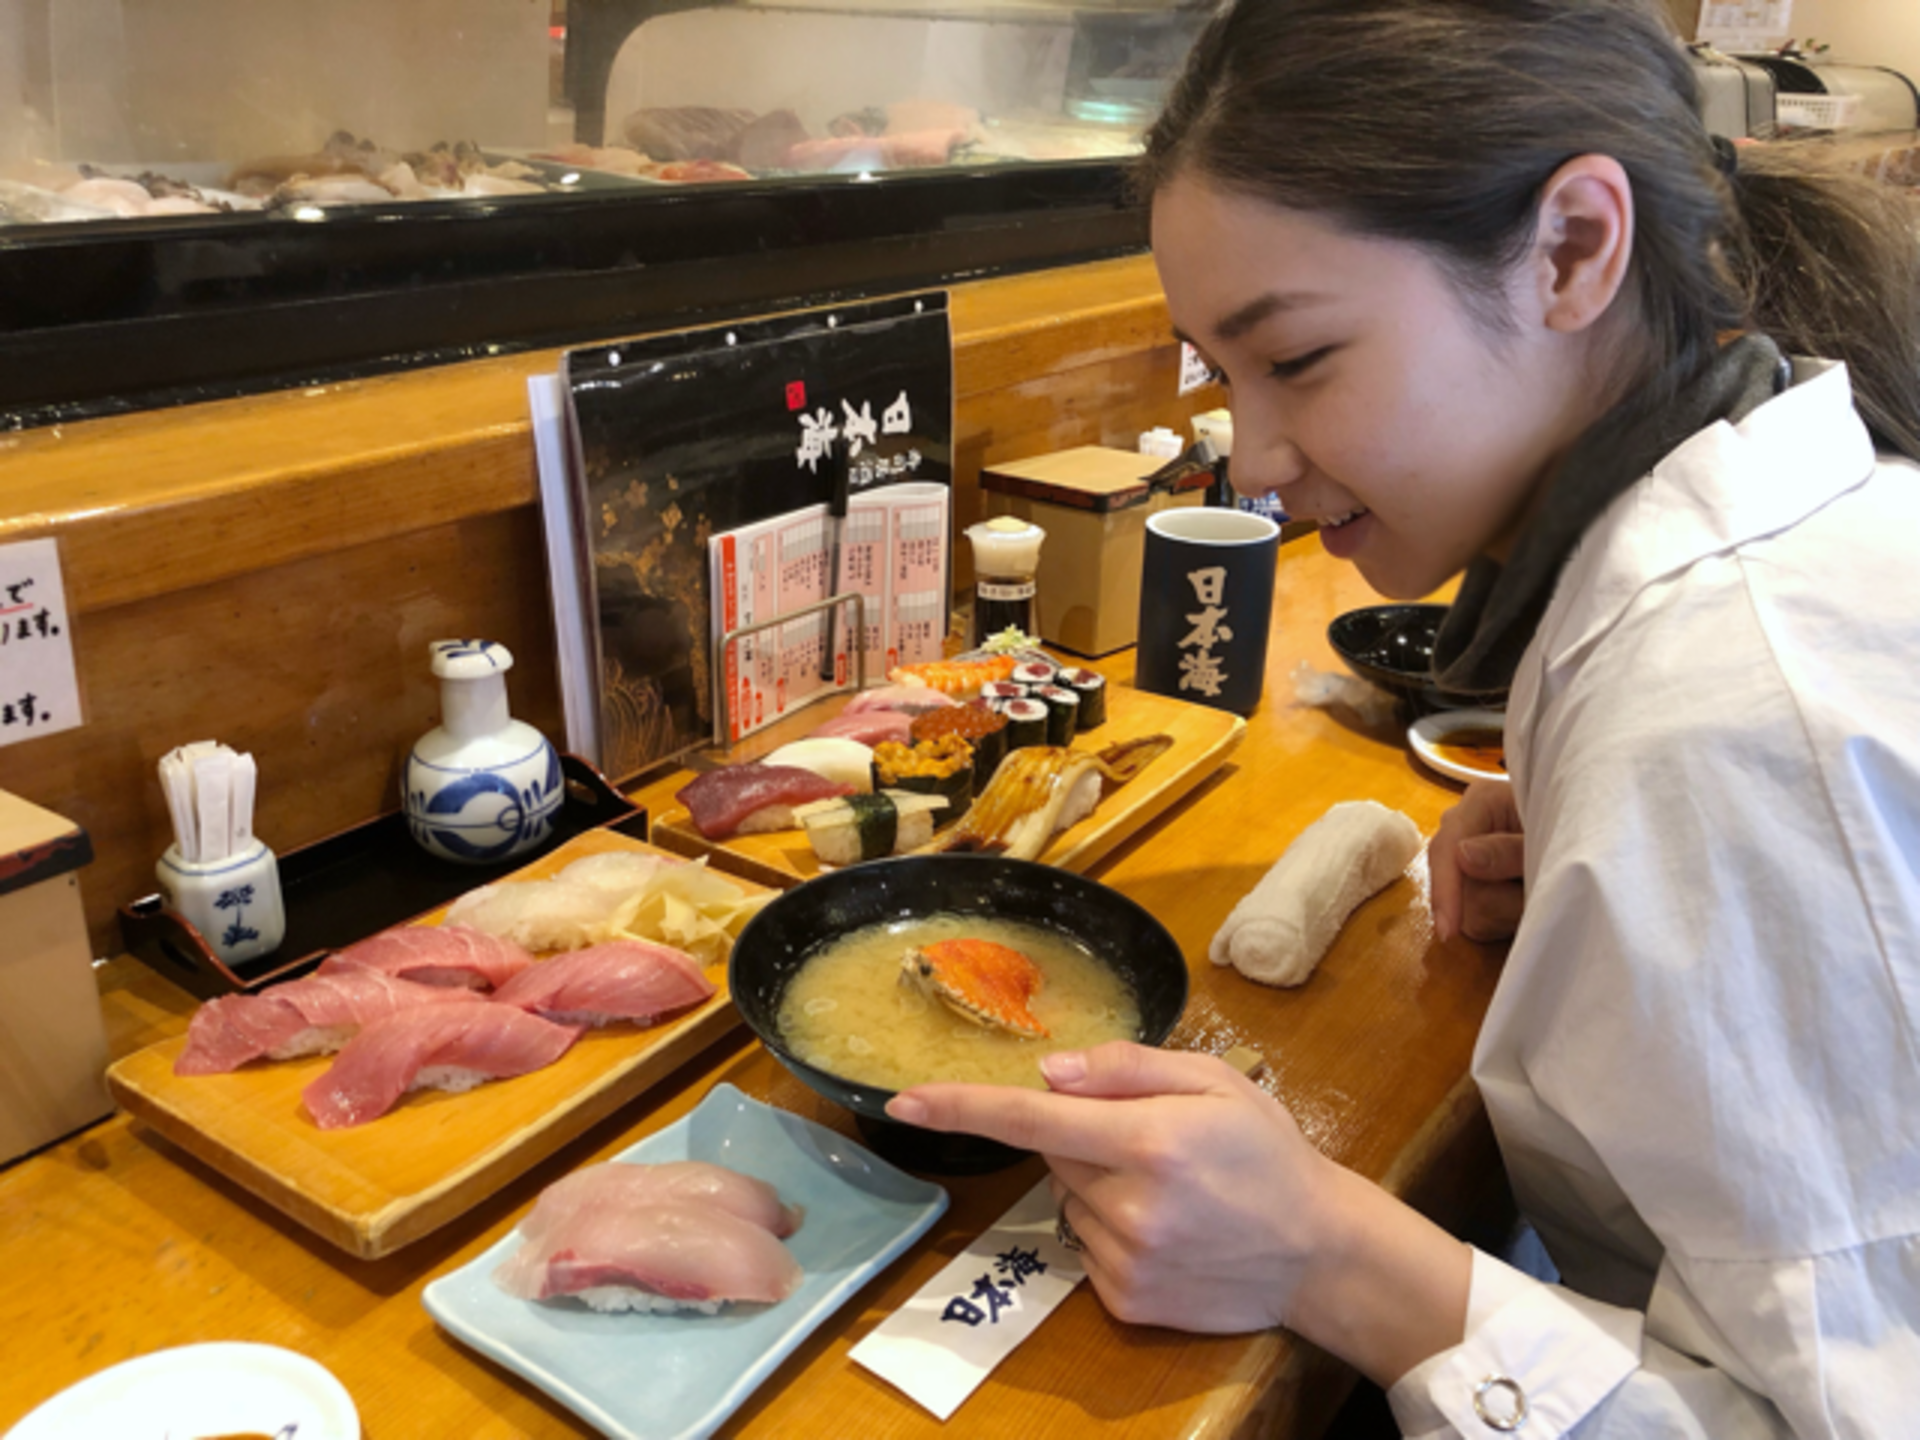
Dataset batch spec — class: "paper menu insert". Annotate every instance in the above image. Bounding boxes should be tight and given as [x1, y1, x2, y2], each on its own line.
[711, 482, 949, 743]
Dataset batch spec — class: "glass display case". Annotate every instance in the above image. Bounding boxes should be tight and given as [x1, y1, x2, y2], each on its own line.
[0, 0, 1207, 427]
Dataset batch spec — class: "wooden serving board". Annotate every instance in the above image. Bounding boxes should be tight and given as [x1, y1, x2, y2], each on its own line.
[104, 831, 769, 1261]
[650, 683, 1246, 889]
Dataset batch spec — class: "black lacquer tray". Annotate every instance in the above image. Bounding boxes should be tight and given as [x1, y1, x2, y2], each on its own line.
[119, 753, 647, 999]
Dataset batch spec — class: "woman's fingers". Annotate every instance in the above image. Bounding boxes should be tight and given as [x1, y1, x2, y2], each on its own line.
[888, 1045, 1245, 1166]
[1430, 780, 1525, 943]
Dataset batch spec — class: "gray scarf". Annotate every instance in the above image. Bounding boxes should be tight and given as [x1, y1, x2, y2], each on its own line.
[1433, 334, 1789, 698]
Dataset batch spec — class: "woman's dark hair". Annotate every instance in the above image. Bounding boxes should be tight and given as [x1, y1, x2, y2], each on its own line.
[1139, 0, 1920, 456]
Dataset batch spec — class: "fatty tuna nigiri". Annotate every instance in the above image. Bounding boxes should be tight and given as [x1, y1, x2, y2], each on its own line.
[319, 923, 537, 992]
[175, 968, 475, 1076]
[493, 1202, 802, 1312]
[301, 1001, 580, 1129]
[489, 939, 716, 1026]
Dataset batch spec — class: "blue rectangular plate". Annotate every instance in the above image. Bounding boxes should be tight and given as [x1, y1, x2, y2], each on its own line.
[423, 1084, 948, 1440]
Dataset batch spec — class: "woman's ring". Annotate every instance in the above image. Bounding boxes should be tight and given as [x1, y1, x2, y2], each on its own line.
[1055, 1206, 1085, 1252]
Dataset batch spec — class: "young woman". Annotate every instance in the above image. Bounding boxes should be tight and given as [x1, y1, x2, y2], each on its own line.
[887, 1, 1920, 1433]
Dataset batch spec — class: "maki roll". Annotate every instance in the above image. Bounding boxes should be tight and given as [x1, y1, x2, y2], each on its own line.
[1000, 696, 1049, 752]
[910, 705, 1011, 796]
[871, 736, 974, 826]
[1035, 684, 1081, 745]
[977, 680, 1028, 705]
[793, 791, 951, 866]
[1010, 659, 1058, 689]
[1058, 667, 1107, 729]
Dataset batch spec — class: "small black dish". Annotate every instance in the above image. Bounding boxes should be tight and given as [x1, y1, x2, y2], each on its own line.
[728, 855, 1189, 1175]
[1327, 603, 1497, 713]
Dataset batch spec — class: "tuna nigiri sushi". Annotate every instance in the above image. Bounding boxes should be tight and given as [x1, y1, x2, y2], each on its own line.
[516, 1160, 801, 1244]
[320, 923, 538, 991]
[842, 684, 959, 717]
[493, 1201, 802, 1312]
[175, 968, 475, 1076]
[675, 763, 854, 840]
[301, 1001, 581, 1129]
[490, 939, 716, 1027]
[806, 708, 914, 747]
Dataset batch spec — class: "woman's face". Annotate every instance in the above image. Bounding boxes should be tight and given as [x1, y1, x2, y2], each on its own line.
[1153, 173, 1606, 599]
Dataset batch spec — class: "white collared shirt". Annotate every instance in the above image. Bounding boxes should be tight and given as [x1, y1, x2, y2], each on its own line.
[1391, 361, 1920, 1437]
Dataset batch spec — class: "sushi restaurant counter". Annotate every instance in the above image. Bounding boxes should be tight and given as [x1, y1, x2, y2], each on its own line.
[0, 542, 1511, 1440]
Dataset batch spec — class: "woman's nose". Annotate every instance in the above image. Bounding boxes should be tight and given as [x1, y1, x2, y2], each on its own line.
[1226, 407, 1306, 499]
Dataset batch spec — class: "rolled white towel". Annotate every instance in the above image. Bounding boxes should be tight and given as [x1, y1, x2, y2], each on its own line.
[1210, 800, 1424, 987]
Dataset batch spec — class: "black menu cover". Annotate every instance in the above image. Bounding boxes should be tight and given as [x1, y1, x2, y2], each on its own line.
[563, 293, 953, 783]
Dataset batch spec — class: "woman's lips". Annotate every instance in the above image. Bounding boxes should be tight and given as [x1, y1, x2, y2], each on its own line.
[1317, 507, 1372, 560]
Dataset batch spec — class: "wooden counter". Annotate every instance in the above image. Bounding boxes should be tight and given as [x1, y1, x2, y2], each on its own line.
[0, 541, 1511, 1439]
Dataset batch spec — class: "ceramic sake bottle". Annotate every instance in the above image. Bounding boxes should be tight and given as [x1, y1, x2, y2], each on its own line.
[403, 639, 563, 864]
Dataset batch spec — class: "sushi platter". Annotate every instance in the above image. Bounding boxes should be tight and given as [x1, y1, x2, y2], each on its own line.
[104, 830, 772, 1260]
[650, 680, 1246, 890]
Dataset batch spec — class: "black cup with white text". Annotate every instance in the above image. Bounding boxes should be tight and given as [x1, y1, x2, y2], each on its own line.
[1134, 508, 1280, 717]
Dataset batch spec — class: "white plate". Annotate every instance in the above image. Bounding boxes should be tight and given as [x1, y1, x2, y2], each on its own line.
[424, 1083, 949, 1440]
[1408, 708, 1509, 784]
[5, 1341, 358, 1440]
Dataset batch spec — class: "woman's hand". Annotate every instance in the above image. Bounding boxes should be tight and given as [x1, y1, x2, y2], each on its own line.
[887, 1042, 1470, 1384]
[1429, 779, 1526, 943]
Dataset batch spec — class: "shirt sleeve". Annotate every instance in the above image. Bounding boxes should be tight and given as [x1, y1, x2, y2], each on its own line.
[1391, 1224, 1920, 1436]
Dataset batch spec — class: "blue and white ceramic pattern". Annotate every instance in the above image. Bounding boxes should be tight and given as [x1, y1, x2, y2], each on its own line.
[403, 639, 563, 865]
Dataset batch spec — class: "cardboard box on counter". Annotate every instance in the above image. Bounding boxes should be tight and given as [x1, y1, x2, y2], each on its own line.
[980, 446, 1211, 658]
[0, 791, 110, 1165]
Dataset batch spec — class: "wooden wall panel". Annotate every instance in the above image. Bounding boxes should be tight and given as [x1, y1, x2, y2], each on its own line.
[0, 513, 561, 956]
[0, 253, 1224, 956]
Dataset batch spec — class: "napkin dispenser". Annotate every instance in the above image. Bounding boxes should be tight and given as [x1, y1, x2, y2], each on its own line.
[0, 790, 111, 1164]
[979, 445, 1210, 657]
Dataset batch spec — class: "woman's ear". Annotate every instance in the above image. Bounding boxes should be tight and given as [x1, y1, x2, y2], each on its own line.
[1528, 154, 1635, 334]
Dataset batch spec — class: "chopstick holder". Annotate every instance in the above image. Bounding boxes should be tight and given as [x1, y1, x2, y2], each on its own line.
[154, 740, 284, 964]
[850, 1178, 1087, 1420]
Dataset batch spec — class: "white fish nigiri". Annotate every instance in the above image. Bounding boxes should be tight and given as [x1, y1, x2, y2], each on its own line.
[493, 1202, 802, 1312]
[517, 1161, 801, 1243]
[301, 1002, 580, 1129]
[489, 939, 716, 1026]
[762, 736, 875, 792]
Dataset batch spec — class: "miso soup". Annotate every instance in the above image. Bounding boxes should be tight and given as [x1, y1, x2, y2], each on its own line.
[778, 914, 1140, 1090]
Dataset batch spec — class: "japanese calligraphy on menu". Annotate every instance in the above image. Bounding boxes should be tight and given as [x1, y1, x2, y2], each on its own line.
[0, 539, 82, 748]
[710, 481, 948, 742]
[563, 294, 953, 781]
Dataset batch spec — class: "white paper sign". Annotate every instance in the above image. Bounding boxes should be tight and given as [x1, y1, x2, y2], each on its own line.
[850, 1180, 1087, 1421]
[1177, 341, 1216, 397]
[0, 538, 82, 746]
[1696, 0, 1791, 48]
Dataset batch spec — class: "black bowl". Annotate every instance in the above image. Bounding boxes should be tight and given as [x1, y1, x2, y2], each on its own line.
[728, 856, 1189, 1174]
[1327, 603, 1497, 712]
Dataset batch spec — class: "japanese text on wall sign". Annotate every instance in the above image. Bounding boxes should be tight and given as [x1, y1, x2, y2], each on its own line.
[0, 539, 83, 746]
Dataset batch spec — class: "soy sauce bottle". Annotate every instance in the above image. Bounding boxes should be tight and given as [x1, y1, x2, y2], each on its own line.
[965, 517, 1046, 646]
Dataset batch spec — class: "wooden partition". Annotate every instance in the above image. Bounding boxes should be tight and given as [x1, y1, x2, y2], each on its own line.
[0, 254, 1224, 955]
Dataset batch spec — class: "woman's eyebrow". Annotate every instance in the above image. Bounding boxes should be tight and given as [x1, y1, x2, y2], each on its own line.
[1173, 291, 1326, 348]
